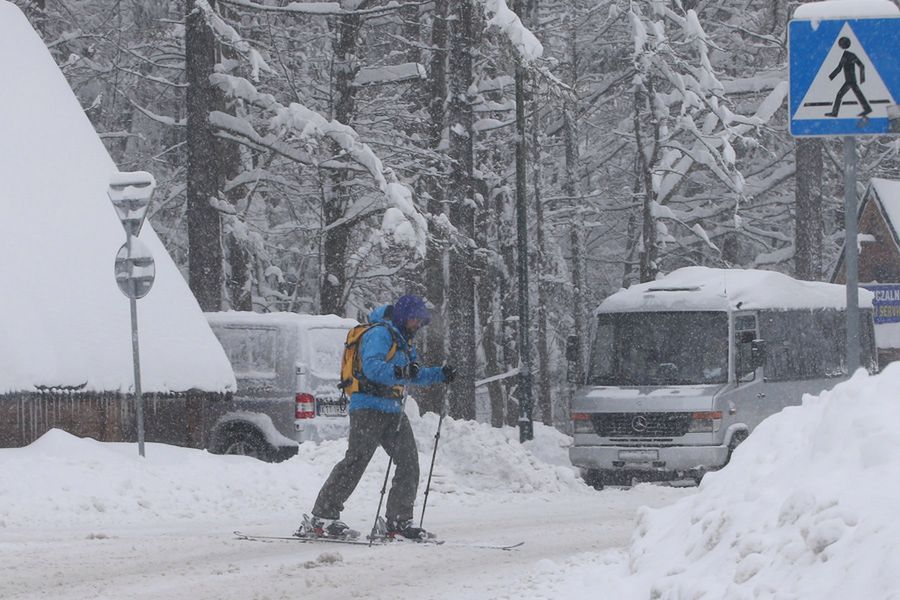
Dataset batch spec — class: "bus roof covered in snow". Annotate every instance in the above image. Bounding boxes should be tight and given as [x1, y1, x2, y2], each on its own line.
[597, 267, 874, 314]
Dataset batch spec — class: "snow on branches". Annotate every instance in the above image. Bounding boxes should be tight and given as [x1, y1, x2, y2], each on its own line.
[480, 0, 543, 64]
[211, 72, 427, 257]
[193, 0, 272, 81]
[627, 1, 786, 264]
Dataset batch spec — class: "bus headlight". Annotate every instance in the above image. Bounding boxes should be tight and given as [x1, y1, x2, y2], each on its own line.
[572, 412, 594, 434]
[688, 411, 722, 433]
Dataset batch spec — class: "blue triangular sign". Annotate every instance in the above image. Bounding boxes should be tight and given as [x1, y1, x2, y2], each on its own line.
[789, 17, 900, 137]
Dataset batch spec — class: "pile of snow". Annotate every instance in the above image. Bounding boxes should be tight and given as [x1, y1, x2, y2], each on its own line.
[0, 3, 234, 394]
[512, 364, 900, 600]
[404, 401, 581, 499]
[0, 399, 582, 532]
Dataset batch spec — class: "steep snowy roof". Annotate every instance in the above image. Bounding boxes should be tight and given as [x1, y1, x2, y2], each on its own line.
[870, 178, 900, 248]
[0, 3, 235, 394]
[598, 267, 873, 314]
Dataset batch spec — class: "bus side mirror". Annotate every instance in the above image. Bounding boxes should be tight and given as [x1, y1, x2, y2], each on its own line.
[751, 339, 767, 370]
[566, 335, 580, 383]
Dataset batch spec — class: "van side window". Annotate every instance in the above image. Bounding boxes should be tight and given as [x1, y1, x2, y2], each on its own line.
[217, 326, 278, 379]
[734, 315, 756, 382]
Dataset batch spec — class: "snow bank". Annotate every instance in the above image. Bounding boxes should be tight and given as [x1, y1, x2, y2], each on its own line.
[0, 399, 582, 531]
[0, 3, 234, 394]
[404, 401, 581, 498]
[512, 364, 900, 600]
[627, 364, 900, 599]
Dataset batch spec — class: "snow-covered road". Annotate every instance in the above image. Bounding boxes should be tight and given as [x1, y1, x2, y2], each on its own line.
[2, 487, 687, 600]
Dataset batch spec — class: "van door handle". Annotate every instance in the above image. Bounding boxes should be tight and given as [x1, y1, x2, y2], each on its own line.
[757, 392, 766, 398]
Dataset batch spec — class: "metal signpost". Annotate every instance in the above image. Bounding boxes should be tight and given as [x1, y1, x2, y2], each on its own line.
[788, 14, 899, 372]
[108, 172, 157, 457]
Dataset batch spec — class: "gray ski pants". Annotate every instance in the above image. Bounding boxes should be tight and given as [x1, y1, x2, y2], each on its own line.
[312, 409, 419, 523]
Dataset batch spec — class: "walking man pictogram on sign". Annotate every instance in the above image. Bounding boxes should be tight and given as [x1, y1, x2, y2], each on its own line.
[825, 37, 872, 117]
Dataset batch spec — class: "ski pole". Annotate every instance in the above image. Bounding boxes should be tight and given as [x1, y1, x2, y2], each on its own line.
[419, 393, 448, 529]
[369, 448, 393, 546]
[369, 396, 407, 546]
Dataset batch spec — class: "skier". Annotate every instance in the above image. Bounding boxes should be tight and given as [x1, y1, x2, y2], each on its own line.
[825, 36, 872, 118]
[298, 294, 455, 540]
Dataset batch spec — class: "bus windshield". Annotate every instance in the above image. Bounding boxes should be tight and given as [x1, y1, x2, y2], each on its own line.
[589, 311, 728, 386]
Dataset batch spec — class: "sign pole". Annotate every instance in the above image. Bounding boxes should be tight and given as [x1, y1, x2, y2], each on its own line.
[127, 231, 146, 458]
[109, 171, 156, 458]
[130, 287, 146, 457]
[844, 136, 860, 373]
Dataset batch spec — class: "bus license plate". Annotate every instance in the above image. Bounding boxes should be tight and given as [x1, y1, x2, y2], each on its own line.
[317, 400, 348, 417]
[618, 449, 658, 462]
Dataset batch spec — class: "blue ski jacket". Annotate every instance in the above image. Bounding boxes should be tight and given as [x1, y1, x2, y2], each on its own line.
[350, 305, 446, 413]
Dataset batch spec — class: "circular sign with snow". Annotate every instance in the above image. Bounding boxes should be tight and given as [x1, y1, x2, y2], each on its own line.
[114, 238, 155, 299]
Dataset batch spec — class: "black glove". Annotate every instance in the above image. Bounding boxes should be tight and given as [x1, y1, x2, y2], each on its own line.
[442, 364, 456, 384]
[394, 362, 420, 380]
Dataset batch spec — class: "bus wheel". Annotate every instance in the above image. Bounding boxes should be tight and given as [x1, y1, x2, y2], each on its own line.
[582, 469, 605, 490]
[726, 430, 749, 464]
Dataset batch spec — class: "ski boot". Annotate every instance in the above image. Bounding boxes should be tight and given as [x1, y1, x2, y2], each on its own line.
[386, 517, 433, 541]
[294, 514, 359, 540]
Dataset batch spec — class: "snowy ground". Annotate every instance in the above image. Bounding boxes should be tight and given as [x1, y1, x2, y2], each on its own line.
[7, 364, 900, 600]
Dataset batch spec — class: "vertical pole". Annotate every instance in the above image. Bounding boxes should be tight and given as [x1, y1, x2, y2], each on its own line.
[131, 295, 145, 457]
[515, 59, 533, 443]
[127, 232, 146, 457]
[843, 136, 860, 374]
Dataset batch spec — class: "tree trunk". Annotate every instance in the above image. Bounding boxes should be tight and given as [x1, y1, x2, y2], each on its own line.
[794, 138, 824, 281]
[634, 82, 659, 283]
[532, 97, 551, 426]
[446, 0, 476, 420]
[562, 11, 582, 426]
[320, 13, 361, 316]
[419, 0, 449, 416]
[186, 0, 224, 311]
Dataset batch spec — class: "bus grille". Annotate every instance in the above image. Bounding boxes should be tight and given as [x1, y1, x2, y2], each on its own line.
[590, 412, 692, 437]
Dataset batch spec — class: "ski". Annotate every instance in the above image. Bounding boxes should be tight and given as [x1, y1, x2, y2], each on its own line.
[233, 531, 523, 551]
[234, 531, 378, 546]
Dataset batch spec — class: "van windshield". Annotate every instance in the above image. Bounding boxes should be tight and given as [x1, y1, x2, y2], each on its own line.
[589, 311, 728, 386]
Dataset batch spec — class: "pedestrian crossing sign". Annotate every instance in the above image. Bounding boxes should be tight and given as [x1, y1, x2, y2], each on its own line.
[789, 17, 899, 137]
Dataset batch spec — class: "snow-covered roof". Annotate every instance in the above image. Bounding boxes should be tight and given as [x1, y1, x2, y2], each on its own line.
[793, 0, 899, 20]
[598, 267, 873, 314]
[870, 178, 900, 248]
[205, 311, 358, 331]
[0, 3, 235, 394]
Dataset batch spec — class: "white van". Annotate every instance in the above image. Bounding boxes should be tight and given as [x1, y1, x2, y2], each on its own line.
[204, 312, 357, 461]
[568, 267, 877, 487]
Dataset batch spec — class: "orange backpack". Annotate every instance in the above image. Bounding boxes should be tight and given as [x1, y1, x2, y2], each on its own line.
[338, 323, 402, 399]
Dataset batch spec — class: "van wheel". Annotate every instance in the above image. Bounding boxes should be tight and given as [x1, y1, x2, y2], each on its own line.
[582, 469, 605, 490]
[726, 430, 749, 464]
[218, 427, 274, 462]
[582, 469, 631, 490]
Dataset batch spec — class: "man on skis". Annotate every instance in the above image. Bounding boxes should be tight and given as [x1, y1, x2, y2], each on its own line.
[297, 294, 455, 541]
